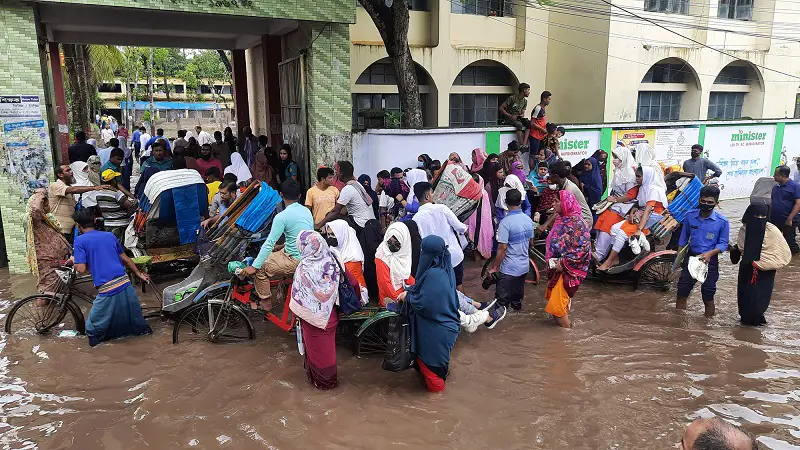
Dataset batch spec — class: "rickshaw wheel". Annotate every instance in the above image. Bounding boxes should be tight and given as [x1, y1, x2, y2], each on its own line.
[634, 254, 677, 291]
[173, 300, 255, 344]
[355, 315, 392, 357]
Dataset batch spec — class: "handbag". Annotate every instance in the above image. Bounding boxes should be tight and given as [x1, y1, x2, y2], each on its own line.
[382, 300, 414, 372]
[333, 256, 361, 316]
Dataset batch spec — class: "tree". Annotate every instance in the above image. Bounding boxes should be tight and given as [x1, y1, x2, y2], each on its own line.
[62, 44, 90, 134]
[191, 50, 229, 105]
[153, 48, 186, 101]
[358, 0, 423, 128]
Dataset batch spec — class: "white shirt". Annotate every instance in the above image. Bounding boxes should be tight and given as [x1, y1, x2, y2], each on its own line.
[139, 133, 151, 151]
[197, 130, 213, 146]
[413, 203, 469, 267]
[101, 128, 114, 145]
[337, 184, 375, 228]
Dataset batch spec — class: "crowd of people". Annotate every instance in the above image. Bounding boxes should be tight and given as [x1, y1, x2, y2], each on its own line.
[25, 99, 798, 403]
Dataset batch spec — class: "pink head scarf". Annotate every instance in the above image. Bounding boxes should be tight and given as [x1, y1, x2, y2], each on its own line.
[470, 148, 488, 173]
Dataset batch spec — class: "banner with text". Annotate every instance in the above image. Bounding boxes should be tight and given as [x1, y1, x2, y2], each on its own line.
[703, 125, 776, 200]
[613, 127, 700, 165]
[0, 95, 51, 201]
[560, 129, 602, 165]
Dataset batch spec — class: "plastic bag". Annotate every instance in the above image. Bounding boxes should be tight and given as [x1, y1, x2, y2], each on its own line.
[382, 301, 414, 372]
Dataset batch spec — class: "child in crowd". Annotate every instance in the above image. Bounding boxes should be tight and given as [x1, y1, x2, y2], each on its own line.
[527, 161, 551, 221]
[541, 123, 561, 160]
[490, 189, 535, 311]
[72, 209, 152, 347]
[306, 166, 340, 228]
[675, 185, 729, 317]
[205, 166, 222, 206]
[375, 170, 394, 232]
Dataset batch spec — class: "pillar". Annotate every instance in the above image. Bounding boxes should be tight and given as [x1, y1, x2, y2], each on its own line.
[231, 49, 250, 133]
[261, 35, 283, 147]
[0, 1, 55, 273]
[305, 23, 352, 169]
[48, 41, 69, 161]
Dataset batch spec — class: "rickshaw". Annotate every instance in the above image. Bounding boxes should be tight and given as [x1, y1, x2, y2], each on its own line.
[125, 169, 208, 281]
[165, 181, 395, 357]
[587, 176, 705, 291]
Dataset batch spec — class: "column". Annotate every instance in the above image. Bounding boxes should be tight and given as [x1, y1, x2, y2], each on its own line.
[261, 35, 283, 147]
[0, 1, 55, 273]
[48, 41, 70, 161]
[231, 49, 250, 133]
[305, 23, 352, 169]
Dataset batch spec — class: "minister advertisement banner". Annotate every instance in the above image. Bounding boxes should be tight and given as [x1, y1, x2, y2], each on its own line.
[703, 125, 775, 200]
[559, 129, 601, 165]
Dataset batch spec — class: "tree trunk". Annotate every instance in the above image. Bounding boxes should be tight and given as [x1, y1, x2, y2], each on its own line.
[148, 47, 155, 135]
[164, 73, 171, 102]
[357, 0, 423, 129]
[62, 44, 89, 135]
[125, 53, 131, 129]
[133, 59, 139, 126]
[79, 45, 94, 122]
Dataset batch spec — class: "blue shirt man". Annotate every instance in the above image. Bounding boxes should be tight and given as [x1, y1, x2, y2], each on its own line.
[144, 129, 171, 152]
[132, 129, 141, 153]
[491, 189, 534, 311]
[676, 185, 728, 317]
[770, 165, 800, 254]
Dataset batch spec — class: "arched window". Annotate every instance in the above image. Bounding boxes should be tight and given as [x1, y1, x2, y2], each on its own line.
[352, 59, 434, 129]
[450, 60, 518, 128]
[708, 61, 763, 120]
[637, 58, 701, 122]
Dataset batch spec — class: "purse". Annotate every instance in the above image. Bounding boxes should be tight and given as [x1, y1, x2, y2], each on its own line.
[382, 300, 415, 372]
[333, 256, 361, 316]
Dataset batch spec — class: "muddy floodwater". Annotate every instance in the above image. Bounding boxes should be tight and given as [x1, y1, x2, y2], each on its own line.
[1, 198, 800, 449]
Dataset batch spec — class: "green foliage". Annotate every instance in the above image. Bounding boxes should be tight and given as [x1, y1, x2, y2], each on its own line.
[385, 111, 403, 129]
[88, 45, 125, 87]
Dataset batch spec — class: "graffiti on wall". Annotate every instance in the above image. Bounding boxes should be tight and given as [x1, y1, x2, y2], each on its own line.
[0, 96, 51, 202]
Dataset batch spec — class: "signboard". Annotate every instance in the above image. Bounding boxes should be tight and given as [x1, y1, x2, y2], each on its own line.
[0, 95, 51, 201]
[614, 127, 700, 165]
[780, 124, 800, 167]
[703, 125, 775, 200]
[559, 129, 601, 165]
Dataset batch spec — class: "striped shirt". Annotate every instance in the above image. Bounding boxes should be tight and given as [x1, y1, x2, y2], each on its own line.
[95, 189, 130, 227]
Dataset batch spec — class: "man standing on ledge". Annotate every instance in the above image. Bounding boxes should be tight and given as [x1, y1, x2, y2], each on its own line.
[682, 144, 722, 182]
[771, 165, 800, 254]
[499, 83, 531, 150]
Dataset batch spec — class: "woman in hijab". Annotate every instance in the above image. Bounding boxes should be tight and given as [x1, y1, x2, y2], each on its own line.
[593, 147, 638, 261]
[544, 190, 591, 328]
[481, 162, 504, 209]
[417, 153, 433, 173]
[634, 143, 667, 191]
[25, 190, 72, 294]
[250, 147, 278, 189]
[223, 127, 237, 156]
[579, 157, 603, 221]
[289, 230, 340, 390]
[397, 168, 427, 221]
[470, 148, 487, 173]
[731, 204, 791, 326]
[465, 173, 494, 260]
[396, 235, 460, 392]
[225, 152, 253, 188]
[277, 145, 299, 183]
[403, 220, 423, 276]
[598, 166, 668, 271]
[87, 155, 102, 186]
[591, 149, 609, 193]
[495, 173, 531, 220]
[69, 161, 97, 208]
[375, 223, 414, 307]
[326, 219, 367, 296]
[357, 174, 380, 219]
[509, 160, 527, 184]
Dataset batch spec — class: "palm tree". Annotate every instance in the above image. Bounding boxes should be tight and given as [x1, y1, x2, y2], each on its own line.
[63, 44, 125, 134]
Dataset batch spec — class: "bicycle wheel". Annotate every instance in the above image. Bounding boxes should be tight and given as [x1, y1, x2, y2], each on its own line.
[635, 254, 678, 291]
[355, 315, 392, 357]
[4, 295, 86, 336]
[172, 300, 255, 344]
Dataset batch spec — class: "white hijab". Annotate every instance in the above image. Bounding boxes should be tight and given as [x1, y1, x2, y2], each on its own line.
[612, 146, 637, 192]
[634, 143, 667, 192]
[327, 219, 363, 264]
[375, 223, 412, 291]
[495, 174, 526, 210]
[86, 138, 97, 148]
[636, 166, 669, 208]
[69, 161, 97, 206]
[224, 152, 252, 185]
[405, 169, 428, 205]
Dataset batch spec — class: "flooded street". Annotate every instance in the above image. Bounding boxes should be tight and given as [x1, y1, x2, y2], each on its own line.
[1, 198, 800, 449]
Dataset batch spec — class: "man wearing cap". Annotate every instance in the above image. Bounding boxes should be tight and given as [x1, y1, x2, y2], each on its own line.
[95, 169, 136, 245]
[48, 165, 109, 242]
[100, 148, 134, 199]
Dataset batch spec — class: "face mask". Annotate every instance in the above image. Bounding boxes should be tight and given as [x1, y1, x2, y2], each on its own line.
[325, 236, 338, 248]
[613, 159, 622, 169]
[417, 161, 424, 168]
[387, 241, 402, 253]
[699, 203, 715, 212]
[548, 183, 559, 190]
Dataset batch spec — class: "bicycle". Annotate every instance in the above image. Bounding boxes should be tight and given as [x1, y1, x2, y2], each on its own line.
[4, 264, 94, 336]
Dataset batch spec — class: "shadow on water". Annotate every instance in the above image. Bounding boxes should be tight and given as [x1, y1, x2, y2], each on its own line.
[1, 199, 800, 448]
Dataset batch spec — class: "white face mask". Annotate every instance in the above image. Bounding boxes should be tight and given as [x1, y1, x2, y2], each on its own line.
[548, 183, 559, 190]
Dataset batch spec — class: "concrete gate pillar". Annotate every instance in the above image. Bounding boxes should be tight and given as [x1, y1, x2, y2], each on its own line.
[0, 1, 55, 273]
[261, 35, 283, 148]
[305, 23, 352, 170]
[231, 49, 250, 134]
[48, 41, 70, 162]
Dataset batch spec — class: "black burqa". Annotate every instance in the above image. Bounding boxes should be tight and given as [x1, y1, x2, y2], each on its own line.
[733, 204, 775, 326]
[404, 220, 423, 276]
